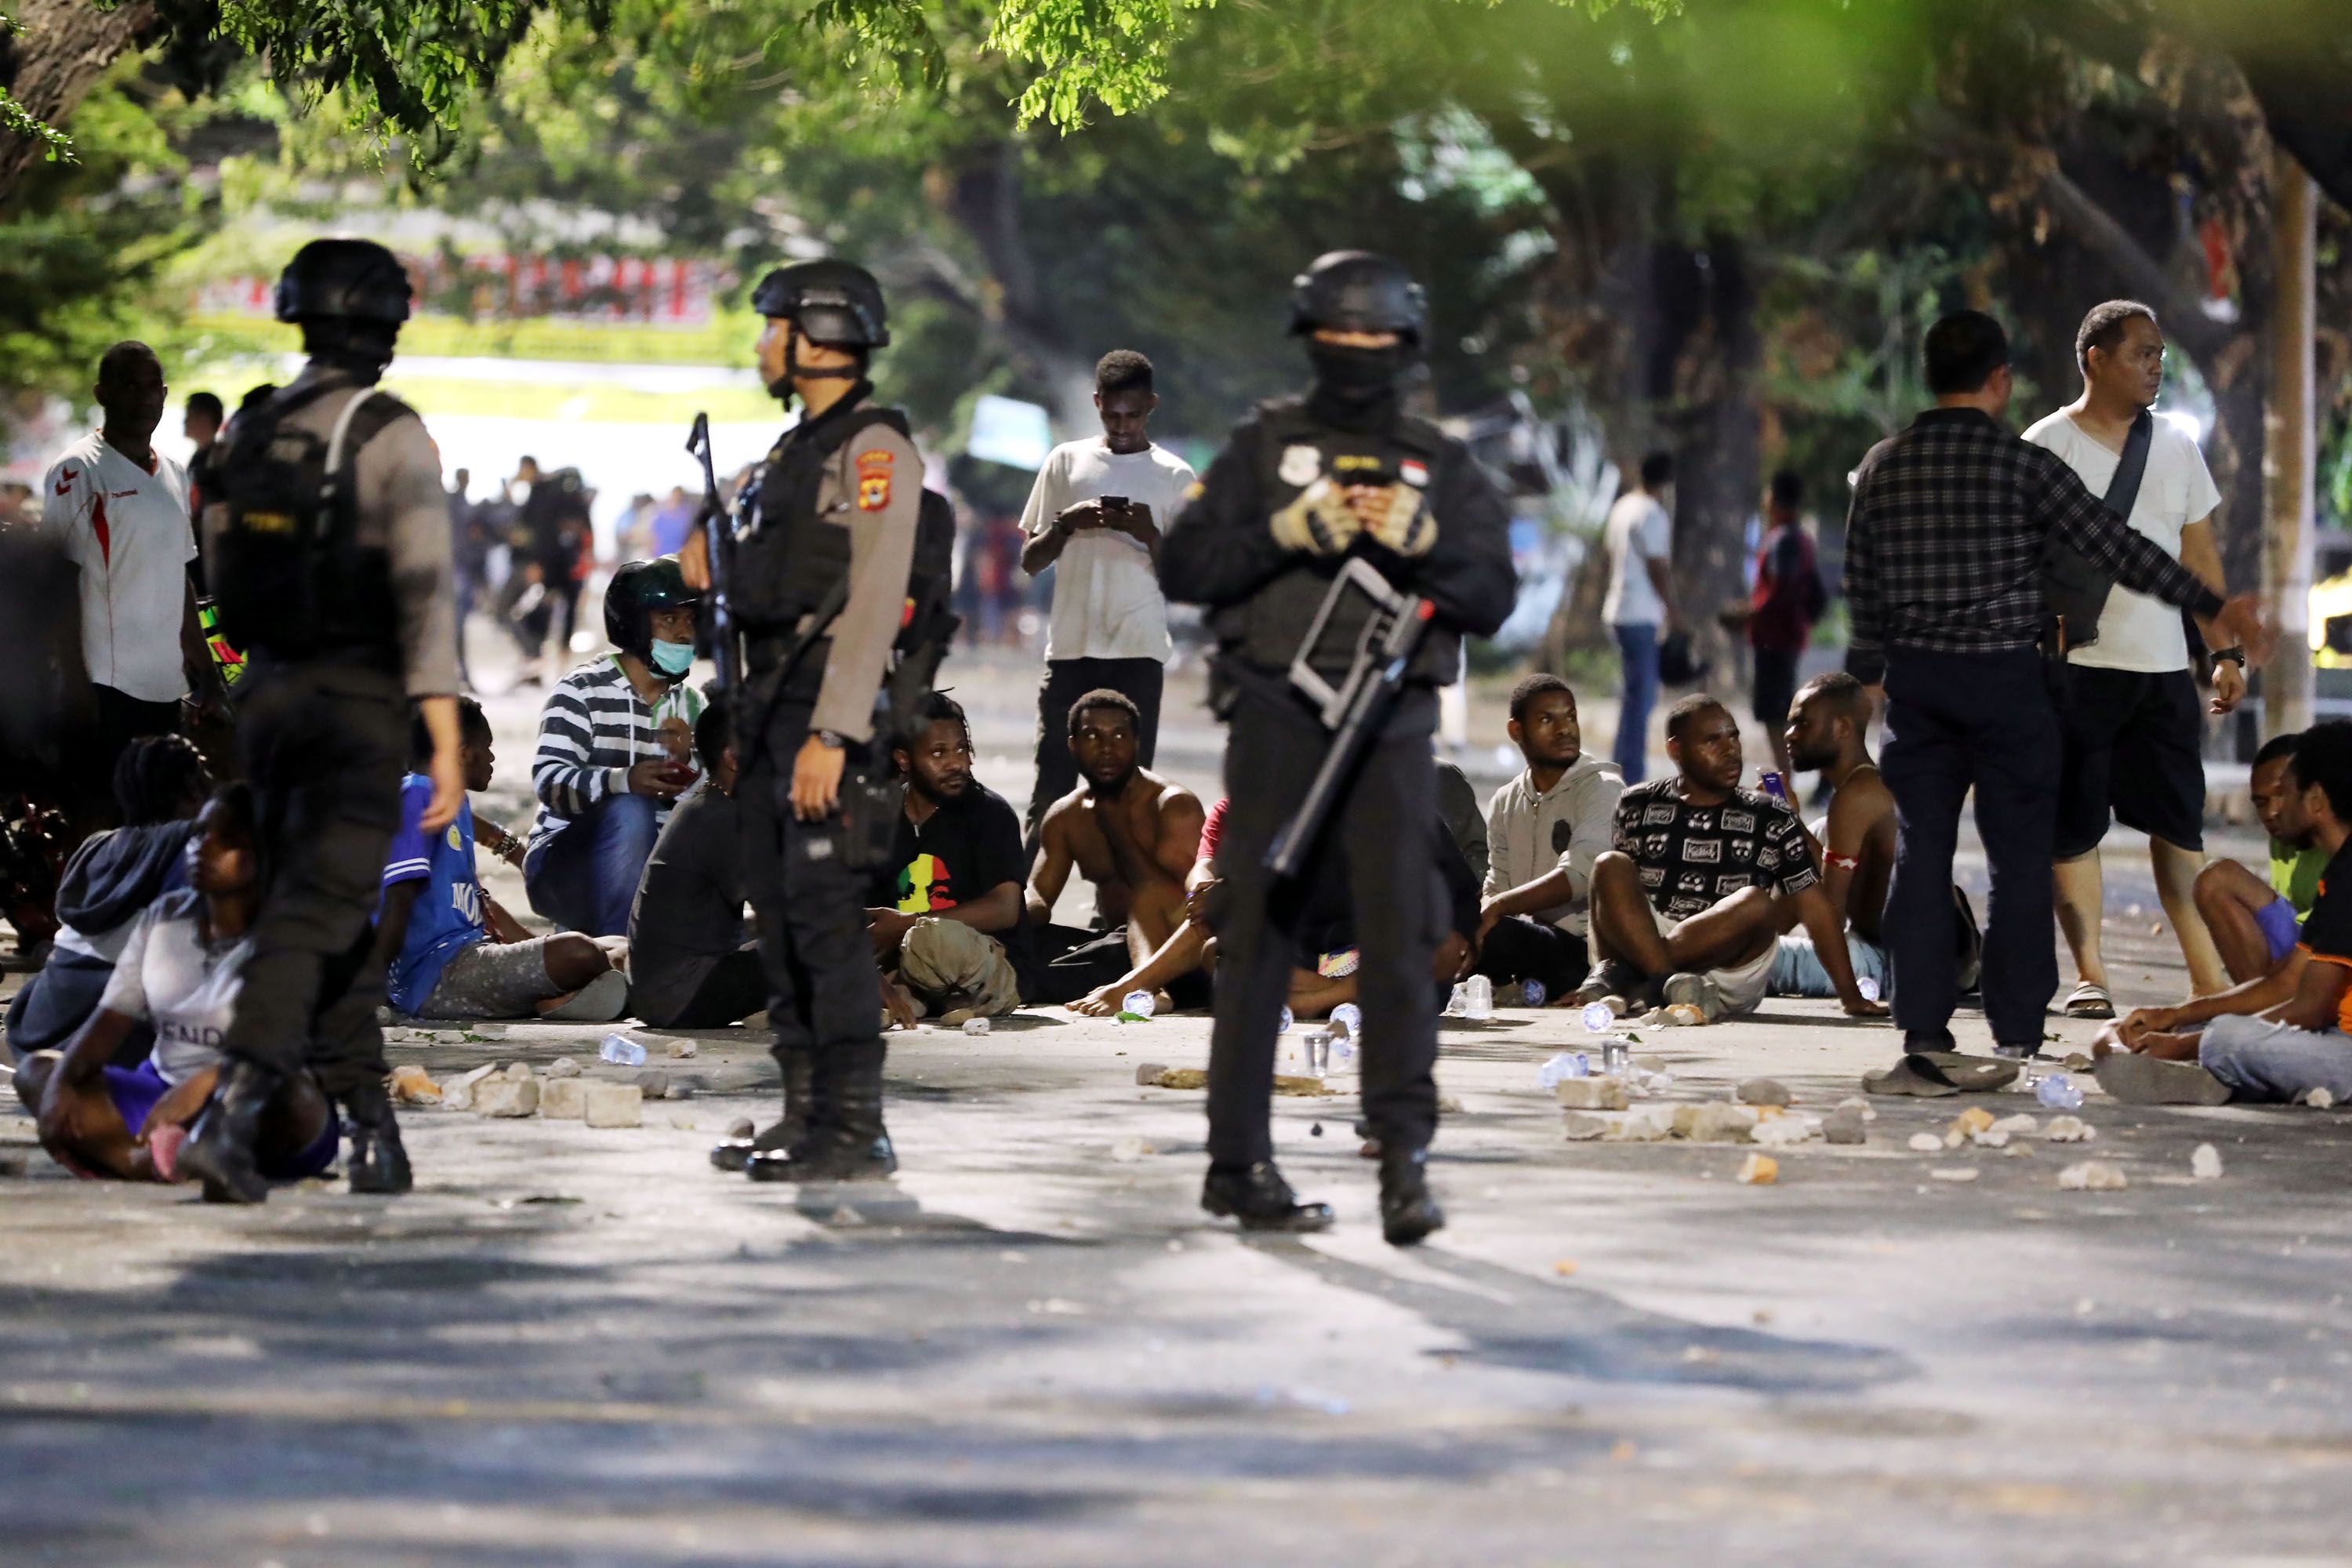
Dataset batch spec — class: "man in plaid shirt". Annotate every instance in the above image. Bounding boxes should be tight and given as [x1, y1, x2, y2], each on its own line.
[1843, 310, 2270, 1071]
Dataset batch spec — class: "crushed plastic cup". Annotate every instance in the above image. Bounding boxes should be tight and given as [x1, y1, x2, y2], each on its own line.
[599, 1033, 648, 1067]
[1464, 975, 1494, 1021]
[2037, 1073, 2085, 1111]
[1581, 1001, 1617, 1033]
[1538, 1051, 1590, 1089]
[1279, 1005, 1294, 1034]
[1445, 983, 1471, 1017]
[1858, 976, 1882, 1003]
[1329, 1003, 1362, 1039]
[1123, 989, 1155, 1019]
[1523, 979, 1548, 1008]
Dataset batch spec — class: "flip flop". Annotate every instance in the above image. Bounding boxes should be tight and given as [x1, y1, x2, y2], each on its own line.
[2062, 982, 2116, 1020]
[1861, 1054, 1962, 1098]
[539, 967, 630, 1023]
[2093, 1052, 2232, 1106]
[1914, 1051, 2024, 1093]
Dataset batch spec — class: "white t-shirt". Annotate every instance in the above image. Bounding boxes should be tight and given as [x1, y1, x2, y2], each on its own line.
[1018, 439, 1196, 662]
[2024, 410, 2223, 673]
[1601, 490, 1671, 627]
[41, 431, 195, 702]
[98, 890, 253, 1086]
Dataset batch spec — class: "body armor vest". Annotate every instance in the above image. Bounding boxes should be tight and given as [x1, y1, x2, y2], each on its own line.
[733, 398, 870, 634]
[210, 383, 405, 668]
[1213, 398, 1461, 688]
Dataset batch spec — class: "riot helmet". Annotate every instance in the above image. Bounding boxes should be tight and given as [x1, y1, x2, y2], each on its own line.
[275, 238, 413, 379]
[604, 557, 700, 674]
[751, 260, 888, 397]
[1288, 251, 1426, 344]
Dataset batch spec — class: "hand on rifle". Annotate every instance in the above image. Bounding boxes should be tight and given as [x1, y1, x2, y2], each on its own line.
[1270, 478, 1359, 556]
[1352, 483, 1433, 557]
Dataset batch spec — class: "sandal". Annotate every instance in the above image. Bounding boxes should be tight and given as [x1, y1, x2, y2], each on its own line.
[2062, 982, 2116, 1020]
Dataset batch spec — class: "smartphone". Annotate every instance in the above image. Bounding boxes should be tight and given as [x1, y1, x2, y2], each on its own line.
[1099, 494, 1130, 516]
[659, 761, 699, 786]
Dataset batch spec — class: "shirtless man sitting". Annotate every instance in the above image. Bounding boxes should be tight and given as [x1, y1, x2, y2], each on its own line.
[1026, 689, 1206, 1005]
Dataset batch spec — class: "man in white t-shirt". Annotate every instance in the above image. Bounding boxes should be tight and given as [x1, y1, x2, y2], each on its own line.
[1599, 450, 1683, 783]
[1017, 350, 1197, 834]
[39, 341, 223, 822]
[2024, 300, 2241, 1014]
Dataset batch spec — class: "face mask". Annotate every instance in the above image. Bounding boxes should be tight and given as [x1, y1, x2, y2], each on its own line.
[650, 638, 695, 678]
[1307, 341, 1408, 403]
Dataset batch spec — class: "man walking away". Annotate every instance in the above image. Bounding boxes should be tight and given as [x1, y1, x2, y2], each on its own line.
[1602, 452, 1682, 784]
[1744, 469, 1825, 786]
[183, 390, 224, 586]
[1844, 310, 2269, 1087]
[1018, 350, 1196, 837]
[2024, 300, 2240, 1015]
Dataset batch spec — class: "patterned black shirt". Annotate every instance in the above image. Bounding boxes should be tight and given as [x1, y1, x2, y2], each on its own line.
[1841, 407, 2225, 684]
[1612, 779, 1818, 921]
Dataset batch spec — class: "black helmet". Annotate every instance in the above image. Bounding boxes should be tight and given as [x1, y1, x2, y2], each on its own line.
[750, 259, 890, 349]
[1288, 251, 1425, 344]
[274, 238, 414, 326]
[604, 557, 699, 663]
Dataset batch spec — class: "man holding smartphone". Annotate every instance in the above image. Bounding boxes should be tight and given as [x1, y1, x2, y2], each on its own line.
[1018, 350, 1198, 839]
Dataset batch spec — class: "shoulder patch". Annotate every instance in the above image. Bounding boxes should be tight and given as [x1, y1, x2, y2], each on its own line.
[855, 446, 895, 513]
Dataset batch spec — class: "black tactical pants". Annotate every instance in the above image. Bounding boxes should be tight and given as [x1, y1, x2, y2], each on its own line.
[1205, 694, 1443, 1170]
[739, 699, 885, 1073]
[215, 661, 406, 1102]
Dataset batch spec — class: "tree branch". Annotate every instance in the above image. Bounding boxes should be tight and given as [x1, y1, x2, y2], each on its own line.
[2033, 157, 2232, 360]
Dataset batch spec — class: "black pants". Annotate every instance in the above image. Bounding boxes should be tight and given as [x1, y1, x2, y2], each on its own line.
[74, 685, 180, 828]
[215, 662, 406, 1102]
[1205, 695, 1443, 1169]
[1028, 656, 1165, 834]
[2054, 665, 2206, 858]
[1473, 916, 1589, 999]
[655, 946, 768, 1029]
[739, 699, 883, 1073]
[1881, 646, 2060, 1048]
[1033, 923, 1134, 1004]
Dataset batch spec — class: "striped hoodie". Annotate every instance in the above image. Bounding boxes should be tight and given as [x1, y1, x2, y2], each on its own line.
[526, 657, 706, 861]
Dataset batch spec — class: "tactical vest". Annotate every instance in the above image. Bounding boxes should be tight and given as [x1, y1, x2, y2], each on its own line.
[1213, 398, 1460, 688]
[210, 383, 406, 668]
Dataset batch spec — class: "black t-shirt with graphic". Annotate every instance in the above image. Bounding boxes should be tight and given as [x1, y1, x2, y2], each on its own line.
[871, 778, 1038, 996]
[1612, 777, 1819, 921]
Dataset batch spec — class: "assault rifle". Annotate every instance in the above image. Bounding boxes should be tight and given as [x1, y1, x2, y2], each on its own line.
[1264, 557, 1437, 880]
[685, 412, 743, 714]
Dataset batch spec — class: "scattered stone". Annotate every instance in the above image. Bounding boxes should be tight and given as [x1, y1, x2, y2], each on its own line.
[667, 1083, 696, 1101]
[2063, 1053, 2094, 1073]
[539, 1078, 587, 1120]
[727, 1116, 755, 1140]
[666, 1038, 699, 1058]
[2045, 1116, 2096, 1143]
[441, 1063, 500, 1112]
[1151, 1068, 1208, 1091]
[1561, 1110, 1612, 1141]
[2191, 1143, 2223, 1180]
[1942, 1127, 1967, 1149]
[1604, 1106, 1676, 1142]
[1553, 1259, 1578, 1277]
[1735, 1153, 1778, 1185]
[1822, 1105, 1868, 1145]
[583, 1083, 644, 1128]
[634, 1069, 670, 1100]
[1971, 1129, 2012, 1149]
[1658, 1004, 1709, 1027]
[1134, 1062, 1170, 1086]
[387, 1065, 441, 1105]
[1950, 1106, 1995, 1137]
[1736, 1077, 1792, 1107]
[1834, 1095, 1876, 1122]
[2059, 1160, 2127, 1192]
[1751, 1115, 1820, 1148]
[1907, 1133, 1944, 1153]
[2309, 1087, 2337, 1110]
[544, 1057, 583, 1080]
[470, 1077, 539, 1118]
[1988, 1113, 2038, 1137]
[1929, 1167, 1980, 1182]
[1683, 1103, 1759, 1144]
[1555, 1076, 1629, 1112]
[503, 1062, 535, 1082]
[1110, 1136, 1152, 1162]
[1272, 1074, 1335, 1097]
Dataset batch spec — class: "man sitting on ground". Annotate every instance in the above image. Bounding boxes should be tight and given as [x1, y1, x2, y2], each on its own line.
[378, 697, 628, 1022]
[1027, 689, 1204, 1004]
[2188, 732, 2325, 988]
[868, 694, 1037, 1023]
[628, 702, 765, 1029]
[2097, 721, 2352, 1105]
[1577, 693, 1886, 1022]
[1474, 674, 1621, 1003]
[1770, 673, 1896, 998]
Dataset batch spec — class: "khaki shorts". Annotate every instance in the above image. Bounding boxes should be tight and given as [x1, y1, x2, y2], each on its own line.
[1653, 905, 1776, 1018]
[895, 918, 1021, 1018]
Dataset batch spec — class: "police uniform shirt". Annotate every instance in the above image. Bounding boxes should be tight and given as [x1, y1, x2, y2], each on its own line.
[803, 404, 925, 745]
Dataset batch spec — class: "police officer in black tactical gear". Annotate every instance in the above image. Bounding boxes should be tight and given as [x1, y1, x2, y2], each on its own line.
[179, 238, 463, 1204]
[685, 260, 932, 1185]
[1161, 251, 1517, 1246]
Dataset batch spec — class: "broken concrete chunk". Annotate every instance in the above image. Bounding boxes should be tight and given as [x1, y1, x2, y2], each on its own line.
[2308, 1087, 2337, 1110]
[1951, 1106, 1995, 1137]
[1970, 1129, 2011, 1149]
[544, 1057, 583, 1080]
[387, 1065, 441, 1105]
[1561, 1110, 1612, 1142]
[633, 1069, 670, 1100]
[2045, 1116, 2096, 1143]
[1987, 1113, 2038, 1137]
[441, 1063, 500, 1112]
[1834, 1095, 1877, 1121]
[583, 1083, 644, 1128]
[1929, 1167, 1980, 1182]
[2063, 1053, 2094, 1073]
[1657, 1004, 1709, 1027]
[1821, 1107, 1867, 1145]
[1134, 1062, 1171, 1086]
[503, 1062, 535, 1082]
[1685, 1102, 1759, 1144]
[1151, 1068, 1208, 1091]
[667, 1083, 696, 1101]
[539, 1077, 587, 1120]
[471, 1077, 539, 1118]
[1751, 1115, 1820, 1148]
[2190, 1143, 2223, 1180]
[1735, 1077, 1791, 1107]
[1605, 1106, 1676, 1142]
[1735, 1153, 1778, 1185]
[666, 1038, 699, 1058]
[1555, 1076, 1630, 1112]
[2059, 1160, 2127, 1191]
[1907, 1132, 1944, 1153]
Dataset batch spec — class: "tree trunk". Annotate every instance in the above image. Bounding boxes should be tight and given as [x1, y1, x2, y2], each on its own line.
[935, 140, 1098, 438]
[1658, 235, 1762, 691]
[2264, 148, 2318, 739]
[0, 1, 156, 210]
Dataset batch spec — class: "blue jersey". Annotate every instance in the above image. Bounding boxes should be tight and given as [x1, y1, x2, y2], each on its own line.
[379, 776, 486, 1014]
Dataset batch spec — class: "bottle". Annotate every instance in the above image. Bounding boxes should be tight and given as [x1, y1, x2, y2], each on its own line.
[1581, 1000, 1618, 1033]
[2037, 1073, 2084, 1111]
[1538, 1051, 1589, 1089]
[1123, 989, 1155, 1019]
[1857, 976, 1881, 1003]
[1522, 978, 1548, 1008]
[599, 1033, 648, 1067]
[1464, 975, 1494, 1021]
[1759, 770, 1788, 801]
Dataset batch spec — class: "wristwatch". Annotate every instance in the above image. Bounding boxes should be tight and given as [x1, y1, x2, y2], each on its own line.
[2209, 646, 2246, 673]
[814, 729, 847, 750]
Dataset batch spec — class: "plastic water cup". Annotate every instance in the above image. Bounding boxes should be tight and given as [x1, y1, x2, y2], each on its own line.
[1602, 1039, 1631, 1078]
[1123, 989, 1155, 1019]
[1464, 975, 1494, 1021]
[1279, 1005, 1294, 1034]
[1445, 983, 1470, 1017]
[1538, 1051, 1589, 1089]
[1329, 1002, 1362, 1039]
[1523, 979, 1548, 1008]
[1858, 976, 1882, 1003]
[2037, 1073, 2084, 1111]
[599, 1033, 647, 1066]
[1581, 1001, 1616, 1033]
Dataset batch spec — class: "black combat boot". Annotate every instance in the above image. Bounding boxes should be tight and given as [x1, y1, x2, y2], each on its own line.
[753, 1042, 896, 1183]
[177, 1060, 279, 1205]
[1200, 1161, 1334, 1233]
[1377, 1145, 1445, 1247]
[717, 1050, 816, 1173]
[344, 1080, 413, 1196]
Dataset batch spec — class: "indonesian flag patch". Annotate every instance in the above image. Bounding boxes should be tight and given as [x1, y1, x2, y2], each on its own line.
[1399, 458, 1429, 488]
[855, 448, 895, 511]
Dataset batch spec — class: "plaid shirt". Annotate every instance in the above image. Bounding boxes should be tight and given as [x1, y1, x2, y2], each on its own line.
[1841, 408, 2224, 684]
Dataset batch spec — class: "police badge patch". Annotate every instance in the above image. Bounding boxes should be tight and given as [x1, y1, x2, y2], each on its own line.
[1278, 444, 1322, 487]
[855, 448, 894, 512]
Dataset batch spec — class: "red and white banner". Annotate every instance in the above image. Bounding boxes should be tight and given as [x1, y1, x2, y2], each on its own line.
[196, 252, 732, 328]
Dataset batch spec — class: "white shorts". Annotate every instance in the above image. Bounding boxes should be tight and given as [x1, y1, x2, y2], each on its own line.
[1653, 905, 1776, 1018]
